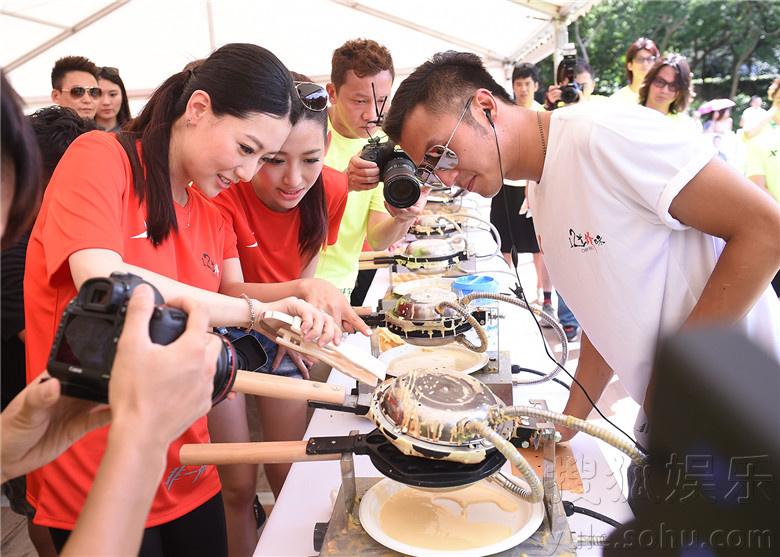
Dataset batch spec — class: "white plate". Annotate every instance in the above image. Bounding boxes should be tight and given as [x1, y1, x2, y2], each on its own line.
[392, 277, 455, 297]
[359, 478, 544, 557]
[378, 344, 489, 377]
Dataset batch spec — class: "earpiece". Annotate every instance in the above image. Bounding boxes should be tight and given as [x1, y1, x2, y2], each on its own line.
[483, 108, 494, 127]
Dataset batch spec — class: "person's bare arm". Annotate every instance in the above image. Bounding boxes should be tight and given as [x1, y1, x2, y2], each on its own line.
[68, 249, 338, 344]
[743, 106, 776, 139]
[218, 258, 369, 336]
[366, 186, 431, 251]
[557, 332, 615, 442]
[669, 157, 780, 328]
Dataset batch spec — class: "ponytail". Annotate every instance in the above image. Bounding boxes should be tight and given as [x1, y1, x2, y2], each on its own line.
[116, 71, 189, 245]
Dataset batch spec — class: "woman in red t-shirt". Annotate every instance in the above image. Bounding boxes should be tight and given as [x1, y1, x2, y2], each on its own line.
[209, 74, 349, 555]
[23, 45, 346, 556]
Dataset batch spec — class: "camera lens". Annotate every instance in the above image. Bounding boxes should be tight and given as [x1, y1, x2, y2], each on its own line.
[383, 158, 420, 209]
[212, 335, 237, 405]
[560, 81, 583, 105]
[211, 333, 268, 405]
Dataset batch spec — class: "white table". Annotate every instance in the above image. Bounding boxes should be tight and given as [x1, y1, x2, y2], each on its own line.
[255, 260, 635, 556]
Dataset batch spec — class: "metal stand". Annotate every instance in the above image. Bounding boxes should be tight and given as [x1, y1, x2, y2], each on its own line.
[314, 428, 577, 556]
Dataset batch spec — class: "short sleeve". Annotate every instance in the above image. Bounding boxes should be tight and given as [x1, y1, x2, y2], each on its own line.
[323, 166, 349, 245]
[584, 104, 715, 229]
[369, 179, 389, 214]
[38, 132, 131, 284]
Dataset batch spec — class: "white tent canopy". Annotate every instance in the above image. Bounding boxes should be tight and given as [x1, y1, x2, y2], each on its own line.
[2, 0, 598, 113]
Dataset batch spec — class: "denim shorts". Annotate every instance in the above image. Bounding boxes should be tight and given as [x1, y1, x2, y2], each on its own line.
[215, 327, 304, 379]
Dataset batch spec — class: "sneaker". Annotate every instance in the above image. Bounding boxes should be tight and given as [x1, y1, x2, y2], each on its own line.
[539, 303, 557, 328]
[564, 325, 580, 342]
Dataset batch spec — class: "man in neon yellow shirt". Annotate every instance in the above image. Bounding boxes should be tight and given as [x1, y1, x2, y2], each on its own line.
[315, 38, 428, 298]
[745, 112, 780, 203]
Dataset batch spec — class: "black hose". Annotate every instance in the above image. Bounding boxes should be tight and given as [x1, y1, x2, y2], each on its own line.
[563, 501, 621, 528]
[511, 365, 571, 391]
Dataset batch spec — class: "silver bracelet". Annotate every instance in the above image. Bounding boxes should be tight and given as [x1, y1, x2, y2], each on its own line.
[240, 293, 255, 333]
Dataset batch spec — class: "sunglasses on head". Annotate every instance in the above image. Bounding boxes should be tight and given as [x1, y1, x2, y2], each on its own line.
[414, 96, 474, 186]
[295, 81, 328, 112]
[59, 86, 102, 100]
[99, 66, 120, 77]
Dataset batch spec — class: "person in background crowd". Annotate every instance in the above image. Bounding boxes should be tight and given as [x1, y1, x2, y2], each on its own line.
[49, 56, 101, 120]
[23, 43, 339, 556]
[638, 53, 698, 133]
[1, 69, 223, 557]
[314, 38, 428, 303]
[574, 61, 596, 100]
[610, 37, 659, 104]
[2, 105, 99, 557]
[703, 106, 733, 134]
[208, 72, 349, 556]
[95, 66, 131, 131]
[745, 90, 780, 204]
[740, 95, 766, 131]
[744, 77, 780, 140]
[744, 79, 780, 298]
[745, 91, 780, 296]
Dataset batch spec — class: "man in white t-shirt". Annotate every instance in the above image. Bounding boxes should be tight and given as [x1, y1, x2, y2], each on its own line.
[739, 96, 766, 131]
[383, 51, 780, 445]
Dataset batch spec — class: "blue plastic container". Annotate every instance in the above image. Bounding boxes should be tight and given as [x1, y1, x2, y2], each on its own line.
[452, 275, 499, 305]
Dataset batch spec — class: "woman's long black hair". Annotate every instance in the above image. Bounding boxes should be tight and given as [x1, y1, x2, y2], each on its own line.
[116, 43, 297, 246]
[1, 71, 41, 250]
[289, 72, 329, 267]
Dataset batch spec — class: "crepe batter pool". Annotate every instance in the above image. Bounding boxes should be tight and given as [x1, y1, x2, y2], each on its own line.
[378, 482, 519, 550]
[388, 347, 477, 375]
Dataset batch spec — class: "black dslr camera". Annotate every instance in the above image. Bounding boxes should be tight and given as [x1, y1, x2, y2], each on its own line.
[559, 43, 582, 105]
[361, 138, 422, 209]
[47, 272, 266, 405]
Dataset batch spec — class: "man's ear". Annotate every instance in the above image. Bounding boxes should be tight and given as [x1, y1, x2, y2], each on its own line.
[51, 90, 60, 105]
[326, 83, 337, 104]
[324, 130, 332, 156]
[474, 88, 499, 125]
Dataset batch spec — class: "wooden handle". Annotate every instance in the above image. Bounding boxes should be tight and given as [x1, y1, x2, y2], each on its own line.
[180, 441, 342, 465]
[232, 370, 347, 404]
[359, 259, 393, 271]
[359, 250, 390, 261]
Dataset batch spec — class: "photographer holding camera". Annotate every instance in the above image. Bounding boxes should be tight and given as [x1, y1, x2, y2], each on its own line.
[3, 286, 223, 556]
[544, 44, 588, 110]
[314, 39, 429, 303]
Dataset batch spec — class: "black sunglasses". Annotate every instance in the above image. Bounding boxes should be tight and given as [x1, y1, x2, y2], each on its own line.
[58, 86, 102, 100]
[295, 81, 328, 112]
[99, 66, 120, 77]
